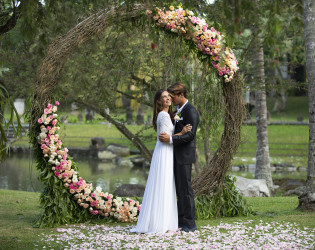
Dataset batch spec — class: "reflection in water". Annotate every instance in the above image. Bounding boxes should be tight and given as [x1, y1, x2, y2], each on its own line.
[0, 154, 148, 193]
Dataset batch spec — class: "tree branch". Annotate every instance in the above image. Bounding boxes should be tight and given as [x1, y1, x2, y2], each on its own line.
[130, 73, 157, 90]
[74, 98, 153, 161]
[116, 89, 152, 107]
[0, 4, 21, 35]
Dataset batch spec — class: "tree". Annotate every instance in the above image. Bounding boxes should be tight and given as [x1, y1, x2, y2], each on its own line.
[251, 0, 273, 189]
[298, 0, 315, 211]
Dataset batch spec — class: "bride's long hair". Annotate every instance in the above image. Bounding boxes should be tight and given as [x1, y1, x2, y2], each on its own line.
[153, 89, 174, 131]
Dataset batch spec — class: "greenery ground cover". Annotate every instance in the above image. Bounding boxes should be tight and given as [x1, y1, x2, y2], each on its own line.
[0, 189, 314, 249]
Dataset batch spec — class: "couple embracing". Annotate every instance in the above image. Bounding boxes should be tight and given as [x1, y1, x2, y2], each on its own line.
[131, 82, 199, 234]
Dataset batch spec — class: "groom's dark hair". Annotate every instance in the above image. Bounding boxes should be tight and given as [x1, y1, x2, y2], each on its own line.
[167, 82, 187, 98]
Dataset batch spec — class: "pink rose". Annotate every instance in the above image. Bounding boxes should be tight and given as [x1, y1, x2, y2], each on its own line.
[54, 172, 60, 177]
[55, 101, 60, 106]
[41, 144, 46, 149]
[47, 126, 51, 130]
[70, 189, 75, 194]
[91, 193, 96, 198]
[48, 104, 53, 109]
[44, 108, 49, 114]
[219, 71, 223, 76]
[38, 118, 43, 124]
[52, 119, 57, 126]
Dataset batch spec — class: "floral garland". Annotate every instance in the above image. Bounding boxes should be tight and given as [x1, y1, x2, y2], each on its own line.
[146, 6, 239, 82]
[37, 102, 141, 222]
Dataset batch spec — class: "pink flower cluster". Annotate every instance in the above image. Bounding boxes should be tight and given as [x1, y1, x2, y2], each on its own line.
[37, 102, 141, 222]
[146, 6, 239, 82]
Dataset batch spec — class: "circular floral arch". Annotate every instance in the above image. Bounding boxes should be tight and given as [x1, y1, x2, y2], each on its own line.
[30, 4, 244, 227]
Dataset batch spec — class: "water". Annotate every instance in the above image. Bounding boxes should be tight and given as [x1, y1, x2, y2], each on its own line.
[0, 154, 308, 193]
[0, 154, 148, 193]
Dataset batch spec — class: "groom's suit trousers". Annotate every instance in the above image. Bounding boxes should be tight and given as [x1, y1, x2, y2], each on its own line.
[174, 161, 196, 228]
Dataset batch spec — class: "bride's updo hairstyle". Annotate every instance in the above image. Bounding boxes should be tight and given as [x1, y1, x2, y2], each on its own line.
[153, 89, 174, 131]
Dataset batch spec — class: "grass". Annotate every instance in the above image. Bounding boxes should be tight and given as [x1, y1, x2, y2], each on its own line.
[12, 123, 308, 165]
[251, 96, 309, 121]
[0, 189, 314, 249]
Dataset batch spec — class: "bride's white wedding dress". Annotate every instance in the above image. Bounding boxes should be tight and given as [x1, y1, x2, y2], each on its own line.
[130, 111, 178, 234]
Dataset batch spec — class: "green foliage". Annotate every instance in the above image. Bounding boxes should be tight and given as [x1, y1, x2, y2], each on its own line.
[195, 175, 254, 219]
[0, 82, 23, 161]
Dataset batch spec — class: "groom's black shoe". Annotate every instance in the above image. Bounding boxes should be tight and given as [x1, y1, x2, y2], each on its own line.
[180, 225, 197, 233]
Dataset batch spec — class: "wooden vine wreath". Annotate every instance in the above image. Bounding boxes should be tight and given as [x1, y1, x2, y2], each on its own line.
[30, 4, 244, 226]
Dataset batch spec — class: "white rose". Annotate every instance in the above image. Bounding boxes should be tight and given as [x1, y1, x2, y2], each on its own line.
[52, 106, 57, 112]
[53, 114, 58, 118]
[40, 132, 47, 139]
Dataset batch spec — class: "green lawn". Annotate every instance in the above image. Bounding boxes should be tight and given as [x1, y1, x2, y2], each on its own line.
[251, 96, 309, 121]
[0, 189, 314, 249]
[12, 123, 308, 167]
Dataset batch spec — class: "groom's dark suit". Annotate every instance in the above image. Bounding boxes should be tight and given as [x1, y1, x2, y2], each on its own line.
[172, 102, 199, 229]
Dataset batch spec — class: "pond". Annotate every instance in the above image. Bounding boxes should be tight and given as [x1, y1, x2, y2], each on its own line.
[0, 154, 307, 194]
[0, 154, 148, 193]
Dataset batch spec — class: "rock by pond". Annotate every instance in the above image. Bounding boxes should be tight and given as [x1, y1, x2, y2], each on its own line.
[233, 175, 270, 197]
[130, 156, 150, 168]
[116, 157, 134, 168]
[98, 150, 117, 161]
[107, 144, 130, 157]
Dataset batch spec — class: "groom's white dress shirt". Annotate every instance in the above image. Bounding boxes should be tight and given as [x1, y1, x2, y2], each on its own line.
[169, 100, 189, 144]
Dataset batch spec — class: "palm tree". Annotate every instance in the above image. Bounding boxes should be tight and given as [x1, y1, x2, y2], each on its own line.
[252, 0, 273, 190]
[298, 0, 315, 211]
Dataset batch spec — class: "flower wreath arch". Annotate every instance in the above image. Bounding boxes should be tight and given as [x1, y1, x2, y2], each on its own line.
[31, 4, 244, 227]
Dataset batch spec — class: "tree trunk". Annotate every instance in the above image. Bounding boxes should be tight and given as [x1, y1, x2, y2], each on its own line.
[77, 99, 153, 162]
[298, 0, 315, 211]
[192, 74, 244, 195]
[252, 28, 273, 189]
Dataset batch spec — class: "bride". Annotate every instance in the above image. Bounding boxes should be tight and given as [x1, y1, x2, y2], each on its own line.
[130, 89, 191, 234]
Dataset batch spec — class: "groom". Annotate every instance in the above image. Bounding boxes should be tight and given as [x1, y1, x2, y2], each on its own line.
[159, 82, 199, 232]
